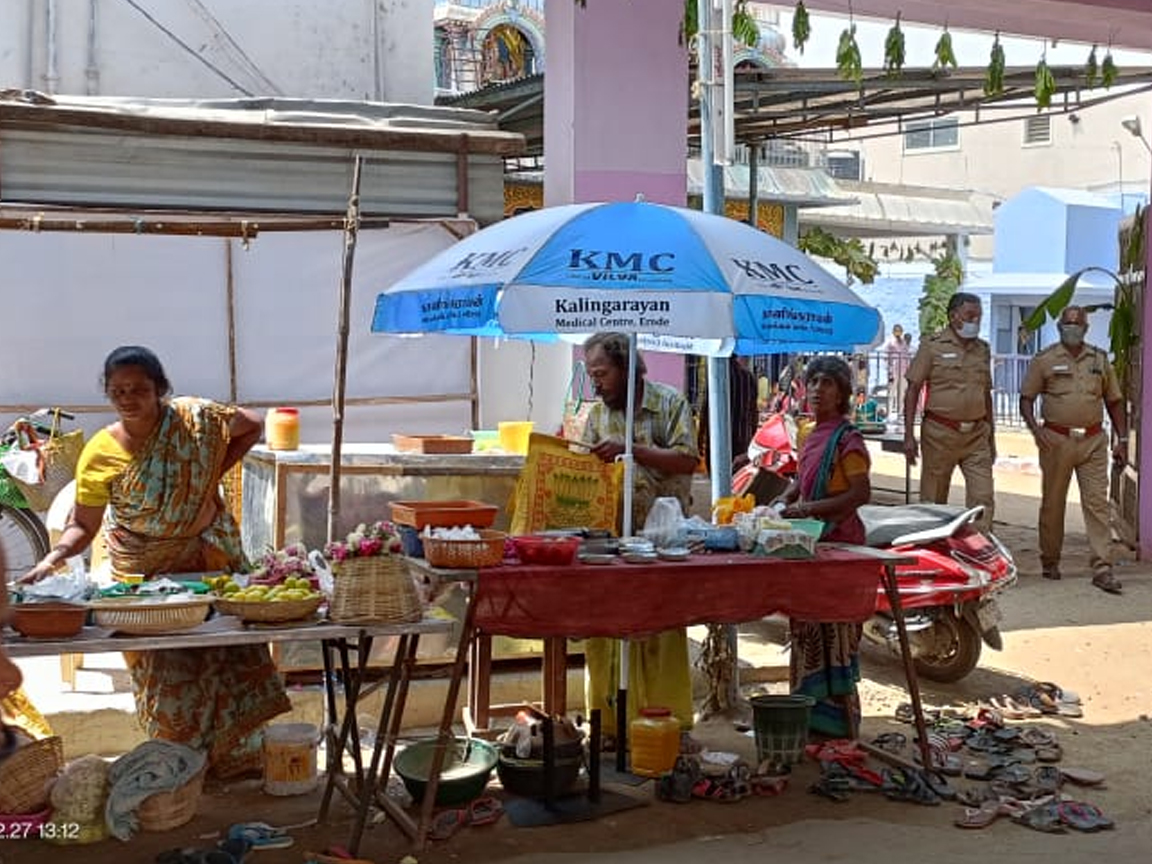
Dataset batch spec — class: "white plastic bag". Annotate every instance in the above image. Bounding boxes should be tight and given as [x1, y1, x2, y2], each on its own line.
[0, 447, 41, 486]
[640, 496, 685, 549]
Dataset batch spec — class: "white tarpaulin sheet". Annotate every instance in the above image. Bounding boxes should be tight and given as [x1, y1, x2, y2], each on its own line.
[0, 221, 474, 442]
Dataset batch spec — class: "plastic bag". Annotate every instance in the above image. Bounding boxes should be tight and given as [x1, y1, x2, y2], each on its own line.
[0, 447, 41, 486]
[640, 496, 685, 548]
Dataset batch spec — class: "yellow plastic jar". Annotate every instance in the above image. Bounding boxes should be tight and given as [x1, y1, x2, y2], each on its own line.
[629, 706, 681, 777]
[265, 407, 300, 451]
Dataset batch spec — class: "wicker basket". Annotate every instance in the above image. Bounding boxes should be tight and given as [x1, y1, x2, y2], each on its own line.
[137, 766, 205, 832]
[0, 736, 64, 814]
[89, 597, 212, 635]
[329, 556, 423, 624]
[422, 529, 507, 569]
[214, 594, 323, 624]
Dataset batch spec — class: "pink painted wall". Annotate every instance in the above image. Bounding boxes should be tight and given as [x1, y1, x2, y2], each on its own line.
[545, 0, 691, 392]
[544, 0, 689, 208]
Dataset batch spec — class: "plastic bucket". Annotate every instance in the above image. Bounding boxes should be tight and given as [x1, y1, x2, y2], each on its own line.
[498, 421, 534, 454]
[262, 723, 319, 796]
[750, 694, 814, 773]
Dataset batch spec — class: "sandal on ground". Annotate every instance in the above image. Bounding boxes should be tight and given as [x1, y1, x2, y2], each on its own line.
[1092, 571, 1123, 595]
[1018, 727, 1057, 749]
[808, 776, 852, 803]
[1035, 743, 1063, 763]
[429, 808, 468, 841]
[881, 768, 941, 806]
[954, 799, 1002, 829]
[1060, 766, 1106, 786]
[469, 795, 504, 826]
[750, 774, 789, 796]
[691, 776, 744, 802]
[657, 756, 700, 804]
[1058, 800, 1115, 832]
[870, 732, 907, 753]
[228, 822, 293, 850]
[1013, 800, 1066, 833]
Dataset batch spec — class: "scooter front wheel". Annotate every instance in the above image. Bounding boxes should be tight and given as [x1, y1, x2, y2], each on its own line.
[912, 611, 982, 683]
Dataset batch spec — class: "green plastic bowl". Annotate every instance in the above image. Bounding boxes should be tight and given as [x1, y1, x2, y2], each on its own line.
[393, 737, 497, 806]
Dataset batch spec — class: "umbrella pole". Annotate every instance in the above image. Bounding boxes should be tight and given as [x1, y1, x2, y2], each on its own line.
[327, 155, 364, 545]
[616, 333, 638, 773]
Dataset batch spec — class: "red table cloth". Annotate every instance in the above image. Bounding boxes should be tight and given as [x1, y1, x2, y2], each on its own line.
[472, 548, 883, 639]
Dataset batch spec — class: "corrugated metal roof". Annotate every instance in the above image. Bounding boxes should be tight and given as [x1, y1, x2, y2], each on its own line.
[0, 93, 524, 224]
[800, 180, 995, 237]
[686, 159, 857, 208]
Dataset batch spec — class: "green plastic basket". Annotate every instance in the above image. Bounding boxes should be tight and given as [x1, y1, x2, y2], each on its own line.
[750, 694, 814, 773]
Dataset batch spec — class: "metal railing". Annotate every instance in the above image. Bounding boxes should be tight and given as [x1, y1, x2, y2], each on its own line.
[853, 350, 1031, 428]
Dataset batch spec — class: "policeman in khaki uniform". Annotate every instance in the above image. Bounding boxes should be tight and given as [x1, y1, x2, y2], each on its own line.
[1019, 305, 1128, 595]
[903, 292, 996, 532]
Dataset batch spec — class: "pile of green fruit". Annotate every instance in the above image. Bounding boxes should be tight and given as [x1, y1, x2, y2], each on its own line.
[205, 574, 321, 602]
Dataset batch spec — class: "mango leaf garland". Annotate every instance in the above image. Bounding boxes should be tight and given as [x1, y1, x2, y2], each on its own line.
[836, 24, 863, 86]
[984, 33, 1006, 96]
[1085, 45, 1100, 88]
[933, 26, 958, 72]
[1102, 50, 1118, 87]
[1034, 57, 1056, 109]
[884, 14, 906, 78]
[792, 0, 811, 54]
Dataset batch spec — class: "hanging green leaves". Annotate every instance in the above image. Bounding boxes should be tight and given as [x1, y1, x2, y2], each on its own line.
[792, 1, 811, 54]
[836, 24, 863, 86]
[933, 26, 958, 72]
[1102, 49, 1118, 87]
[732, 0, 760, 47]
[884, 13, 906, 78]
[1085, 45, 1100, 88]
[984, 32, 1006, 96]
[1034, 57, 1056, 109]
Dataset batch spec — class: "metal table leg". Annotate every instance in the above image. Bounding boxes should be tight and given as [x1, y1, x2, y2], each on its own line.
[318, 634, 374, 822]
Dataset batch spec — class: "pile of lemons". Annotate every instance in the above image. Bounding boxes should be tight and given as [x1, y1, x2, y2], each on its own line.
[206, 574, 320, 602]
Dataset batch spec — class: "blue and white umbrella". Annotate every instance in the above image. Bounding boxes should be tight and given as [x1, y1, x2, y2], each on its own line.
[373, 200, 880, 352]
[373, 200, 881, 533]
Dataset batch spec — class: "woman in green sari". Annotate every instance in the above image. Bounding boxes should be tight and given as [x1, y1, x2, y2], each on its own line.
[23, 346, 290, 778]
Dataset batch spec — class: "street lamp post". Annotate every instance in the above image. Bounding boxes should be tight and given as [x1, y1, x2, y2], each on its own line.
[1121, 115, 1152, 155]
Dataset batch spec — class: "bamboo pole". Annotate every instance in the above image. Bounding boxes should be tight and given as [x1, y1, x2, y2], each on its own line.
[327, 156, 364, 545]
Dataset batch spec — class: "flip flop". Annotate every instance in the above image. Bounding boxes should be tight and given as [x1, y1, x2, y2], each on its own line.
[1058, 800, 1114, 832]
[691, 776, 744, 802]
[954, 799, 1001, 829]
[227, 822, 294, 850]
[429, 808, 468, 841]
[1060, 766, 1106, 786]
[1035, 743, 1064, 763]
[1013, 801, 1066, 833]
[468, 795, 504, 826]
[1018, 727, 1058, 749]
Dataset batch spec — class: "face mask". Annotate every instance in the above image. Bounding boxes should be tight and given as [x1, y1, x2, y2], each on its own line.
[956, 321, 980, 339]
[1059, 324, 1086, 347]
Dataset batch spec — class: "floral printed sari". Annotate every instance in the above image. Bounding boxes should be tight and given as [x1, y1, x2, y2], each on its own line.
[108, 399, 290, 779]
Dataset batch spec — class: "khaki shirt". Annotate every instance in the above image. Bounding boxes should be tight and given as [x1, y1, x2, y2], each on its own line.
[1020, 342, 1121, 427]
[906, 327, 992, 422]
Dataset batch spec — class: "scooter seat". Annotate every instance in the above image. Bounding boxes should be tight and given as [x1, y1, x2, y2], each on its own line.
[859, 503, 973, 548]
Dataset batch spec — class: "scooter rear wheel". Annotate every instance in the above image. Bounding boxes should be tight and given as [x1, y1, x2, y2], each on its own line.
[913, 611, 982, 683]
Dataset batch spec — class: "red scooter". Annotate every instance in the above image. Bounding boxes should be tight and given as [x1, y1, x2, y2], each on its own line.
[732, 415, 1018, 683]
[858, 503, 1017, 683]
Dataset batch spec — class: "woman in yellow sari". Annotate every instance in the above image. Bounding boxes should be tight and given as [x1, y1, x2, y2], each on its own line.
[22, 346, 290, 778]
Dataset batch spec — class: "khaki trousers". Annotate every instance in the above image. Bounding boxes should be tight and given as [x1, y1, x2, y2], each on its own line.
[919, 419, 995, 532]
[1038, 431, 1111, 573]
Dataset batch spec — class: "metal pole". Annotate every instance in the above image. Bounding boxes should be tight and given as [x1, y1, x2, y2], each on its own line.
[327, 155, 364, 544]
[701, 0, 739, 713]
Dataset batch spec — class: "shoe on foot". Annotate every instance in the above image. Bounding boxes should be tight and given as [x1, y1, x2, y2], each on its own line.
[1041, 567, 1062, 580]
[1091, 571, 1122, 595]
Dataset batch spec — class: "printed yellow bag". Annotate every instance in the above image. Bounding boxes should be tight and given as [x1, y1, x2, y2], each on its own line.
[509, 433, 623, 534]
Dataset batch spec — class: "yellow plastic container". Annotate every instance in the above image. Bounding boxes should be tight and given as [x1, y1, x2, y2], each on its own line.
[629, 707, 681, 778]
[498, 421, 534, 454]
[265, 407, 301, 451]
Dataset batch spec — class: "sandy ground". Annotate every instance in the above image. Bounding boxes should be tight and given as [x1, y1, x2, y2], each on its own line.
[3, 436, 1151, 863]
